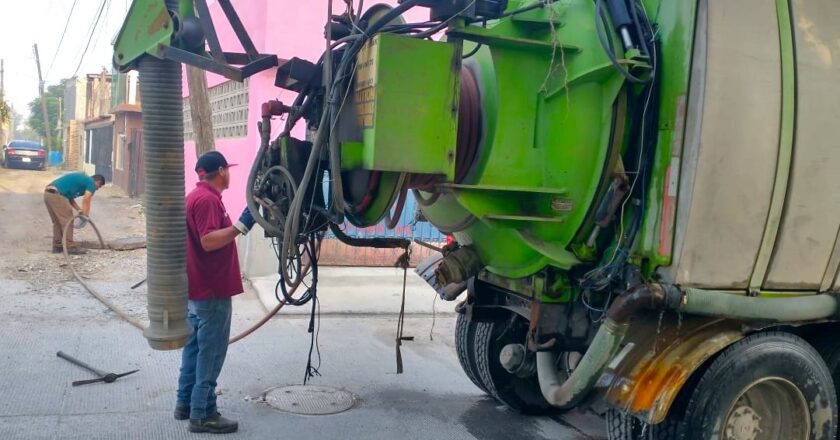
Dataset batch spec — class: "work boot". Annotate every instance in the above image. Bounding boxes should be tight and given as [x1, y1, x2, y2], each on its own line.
[174, 405, 190, 421]
[53, 245, 87, 255]
[189, 413, 238, 434]
[66, 247, 87, 255]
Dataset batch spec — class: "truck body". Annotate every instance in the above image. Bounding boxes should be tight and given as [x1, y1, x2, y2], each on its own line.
[115, 0, 840, 438]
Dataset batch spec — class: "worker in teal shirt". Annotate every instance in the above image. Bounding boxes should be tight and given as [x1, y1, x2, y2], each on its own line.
[44, 172, 105, 254]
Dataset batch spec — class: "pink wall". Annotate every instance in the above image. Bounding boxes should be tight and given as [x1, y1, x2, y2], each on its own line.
[183, 0, 426, 216]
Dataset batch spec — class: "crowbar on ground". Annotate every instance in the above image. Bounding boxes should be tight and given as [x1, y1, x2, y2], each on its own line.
[56, 351, 140, 386]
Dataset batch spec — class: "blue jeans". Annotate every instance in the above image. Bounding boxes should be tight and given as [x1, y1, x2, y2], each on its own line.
[176, 299, 232, 420]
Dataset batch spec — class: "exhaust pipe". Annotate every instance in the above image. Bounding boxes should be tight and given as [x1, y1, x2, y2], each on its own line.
[137, 51, 191, 350]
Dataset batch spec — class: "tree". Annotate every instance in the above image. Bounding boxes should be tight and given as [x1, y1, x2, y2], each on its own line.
[0, 96, 9, 147]
[0, 96, 9, 125]
[27, 79, 67, 151]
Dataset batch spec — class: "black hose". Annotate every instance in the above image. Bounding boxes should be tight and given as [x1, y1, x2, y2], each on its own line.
[246, 120, 283, 236]
[280, 0, 422, 281]
[278, 236, 319, 306]
[137, 53, 192, 350]
[329, 222, 410, 249]
[594, 0, 651, 84]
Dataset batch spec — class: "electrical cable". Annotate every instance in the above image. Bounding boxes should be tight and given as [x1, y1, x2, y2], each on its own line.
[72, 0, 109, 78]
[594, 0, 651, 84]
[302, 234, 321, 383]
[410, 0, 477, 39]
[462, 43, 483, 59]
[578, 0, 658, 296]
[46, 0, 79, 78]
[280, 0, 423, 284]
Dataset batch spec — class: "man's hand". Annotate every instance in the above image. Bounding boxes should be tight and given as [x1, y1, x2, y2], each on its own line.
[73, 216, 88, 229]
[233, 207, 256, 235]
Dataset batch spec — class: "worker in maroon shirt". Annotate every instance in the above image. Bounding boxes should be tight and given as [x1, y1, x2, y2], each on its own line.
[174, 151, 255, 434]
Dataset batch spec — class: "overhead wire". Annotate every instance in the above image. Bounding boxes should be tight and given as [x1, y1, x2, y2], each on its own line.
[72, 0, 109, 77]
[89, 0, 114, 64]
[46, 0, 79, 79]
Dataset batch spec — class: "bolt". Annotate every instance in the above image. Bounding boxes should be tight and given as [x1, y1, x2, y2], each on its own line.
[500, 344, 526, 372]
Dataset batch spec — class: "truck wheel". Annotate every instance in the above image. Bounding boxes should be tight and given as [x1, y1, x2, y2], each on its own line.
[682, 331, 836, 439]
[473, 312, 553, 414]
[606, 410, 682, 439]
[810, 332, 840, 440]
[454, 312, 489, 393]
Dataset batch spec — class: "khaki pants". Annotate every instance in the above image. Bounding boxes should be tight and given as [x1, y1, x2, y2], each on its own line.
[44, 191, 75, 249]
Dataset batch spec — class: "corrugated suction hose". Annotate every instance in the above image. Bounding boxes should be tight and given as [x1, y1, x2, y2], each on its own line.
[138, 53, 192, 350]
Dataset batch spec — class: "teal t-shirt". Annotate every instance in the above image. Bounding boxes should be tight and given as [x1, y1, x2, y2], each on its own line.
[51, 172, 96, 200]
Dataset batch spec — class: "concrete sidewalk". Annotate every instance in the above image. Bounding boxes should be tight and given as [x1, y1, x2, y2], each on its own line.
[249, 266, 459, 316]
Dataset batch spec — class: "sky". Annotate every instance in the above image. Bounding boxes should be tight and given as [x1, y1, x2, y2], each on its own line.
[0, 0, 131, 118]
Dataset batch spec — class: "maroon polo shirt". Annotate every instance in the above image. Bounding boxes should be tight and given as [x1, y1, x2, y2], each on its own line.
[185, 181, 243, 300]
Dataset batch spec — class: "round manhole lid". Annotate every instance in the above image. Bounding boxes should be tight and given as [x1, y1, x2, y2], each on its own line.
[264, 385, 356, 415]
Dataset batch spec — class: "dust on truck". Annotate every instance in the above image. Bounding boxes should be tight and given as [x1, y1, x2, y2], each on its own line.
[114, 0, 840, 438]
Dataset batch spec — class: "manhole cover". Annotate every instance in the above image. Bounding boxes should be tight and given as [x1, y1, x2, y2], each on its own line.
[264, 385, 356, 415]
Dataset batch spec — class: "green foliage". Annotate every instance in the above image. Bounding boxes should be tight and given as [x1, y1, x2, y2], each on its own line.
[0, 95, 10, 125]
[27, 79, 68, 151]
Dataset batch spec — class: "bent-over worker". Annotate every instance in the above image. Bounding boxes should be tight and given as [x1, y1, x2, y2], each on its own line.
[43, 172, 105, 254]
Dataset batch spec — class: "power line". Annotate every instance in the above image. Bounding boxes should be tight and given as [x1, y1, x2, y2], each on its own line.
[46, 0, 79, 79]
[89, 0, 113, 62]
[72, 0, 108, 78]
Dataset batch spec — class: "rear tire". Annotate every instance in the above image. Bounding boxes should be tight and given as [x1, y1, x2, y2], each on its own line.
[454, 312, 489, 393]
[472, 312, 553, 414]
[606, 410, 683, 440]
[810, 333, 840, 440]
[683, 331, 836, 439]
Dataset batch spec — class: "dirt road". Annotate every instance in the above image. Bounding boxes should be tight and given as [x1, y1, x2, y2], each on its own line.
[0, 166, 149, 321]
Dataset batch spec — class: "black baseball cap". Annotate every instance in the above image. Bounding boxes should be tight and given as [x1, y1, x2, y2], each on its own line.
[195, 151, 237, 178]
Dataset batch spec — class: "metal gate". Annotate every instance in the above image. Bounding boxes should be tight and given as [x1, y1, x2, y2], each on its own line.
[89, 125, 113, 182]
[128, 128, 144, 196]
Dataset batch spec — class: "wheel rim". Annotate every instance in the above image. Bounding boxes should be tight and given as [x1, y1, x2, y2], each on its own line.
[723, 377, 810, 440]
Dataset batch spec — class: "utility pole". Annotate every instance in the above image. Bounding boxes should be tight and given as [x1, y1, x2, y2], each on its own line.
[1, 58, 5, 146]
[186, 66, 215, 156]
[33, 44, 53, 151]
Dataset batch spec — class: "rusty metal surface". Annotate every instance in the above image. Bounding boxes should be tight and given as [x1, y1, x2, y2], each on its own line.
[594, 313, 744, 424]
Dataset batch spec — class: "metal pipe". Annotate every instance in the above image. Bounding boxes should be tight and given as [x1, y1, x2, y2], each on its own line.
[534, 284, 840, 409]
[682, 288, 839, 322]
[537, 318, 628, 408]
[534, 284, 681, 408]
[137, 52, 192, 350]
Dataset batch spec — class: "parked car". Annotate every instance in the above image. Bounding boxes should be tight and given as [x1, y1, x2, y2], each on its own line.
[2, 140, 47, 170]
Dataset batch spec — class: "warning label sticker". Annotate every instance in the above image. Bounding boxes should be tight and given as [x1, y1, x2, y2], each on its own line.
[354, 38, 377, 129]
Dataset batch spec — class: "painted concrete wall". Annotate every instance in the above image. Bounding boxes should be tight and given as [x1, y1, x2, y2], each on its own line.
[183, 1, 429, 276]
[183, 0, 424, 216]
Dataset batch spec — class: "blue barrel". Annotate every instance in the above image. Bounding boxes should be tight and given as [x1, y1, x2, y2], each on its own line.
[48, 151, 63, 166]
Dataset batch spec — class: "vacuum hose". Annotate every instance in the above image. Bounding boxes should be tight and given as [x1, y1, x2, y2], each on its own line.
[535, 285, 840, 409]
[681, 288, 840, 322]
[137, 53, 192, 350]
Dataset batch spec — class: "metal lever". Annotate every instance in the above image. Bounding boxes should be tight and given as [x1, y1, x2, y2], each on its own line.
[56, 351, 140, 387]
